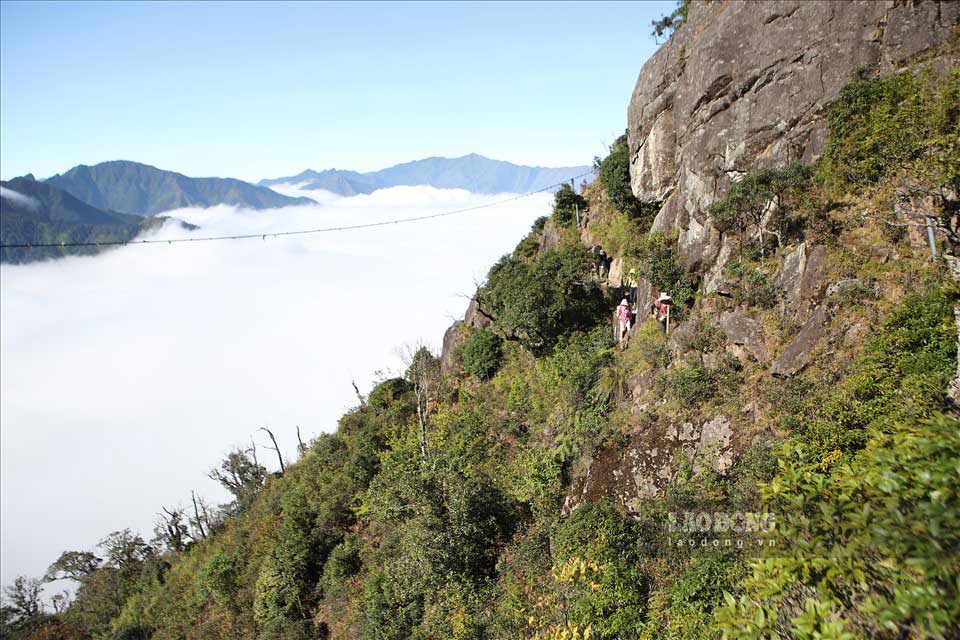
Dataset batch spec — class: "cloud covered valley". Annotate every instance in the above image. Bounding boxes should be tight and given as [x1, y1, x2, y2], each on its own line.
[0, 185, 552, 586]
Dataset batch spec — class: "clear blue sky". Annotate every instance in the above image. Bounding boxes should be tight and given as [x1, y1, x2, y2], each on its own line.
[1, 1, 673, 182]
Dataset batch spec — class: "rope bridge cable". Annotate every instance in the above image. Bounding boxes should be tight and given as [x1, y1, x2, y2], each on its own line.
[0, 170, 594, 250]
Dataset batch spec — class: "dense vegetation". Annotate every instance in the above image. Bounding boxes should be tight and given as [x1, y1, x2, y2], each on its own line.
[3, 67, 958, 640]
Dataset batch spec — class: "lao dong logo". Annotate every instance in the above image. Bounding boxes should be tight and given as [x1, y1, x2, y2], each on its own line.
[667, 511, 779, 551]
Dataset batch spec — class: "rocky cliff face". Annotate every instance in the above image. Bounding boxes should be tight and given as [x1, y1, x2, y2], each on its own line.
[441, 0, 958, 516]
[627, 0, 958, 279]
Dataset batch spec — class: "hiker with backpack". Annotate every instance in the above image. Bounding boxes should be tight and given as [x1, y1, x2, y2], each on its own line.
[651, 293, 673, 334]
[616, 297, 633, 343]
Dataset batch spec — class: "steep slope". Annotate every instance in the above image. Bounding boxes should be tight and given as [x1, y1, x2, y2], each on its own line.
[46, 160, 313, 216]
[4, 4, 959, 640]
[1, 176, 167, 263]
[260, 154, 591, 195]
[626, 0, 958, 278]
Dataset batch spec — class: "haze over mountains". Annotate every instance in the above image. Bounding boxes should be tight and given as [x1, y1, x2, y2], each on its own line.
[0, 155, 590, 264]
[260, 153, 592, 196]
[0, 176, 192, 263]
[45, 161, 314, 216]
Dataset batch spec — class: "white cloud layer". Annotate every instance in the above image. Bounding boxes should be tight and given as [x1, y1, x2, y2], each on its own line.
[0, 186, 551, 586]
[0, 186, 40, 211]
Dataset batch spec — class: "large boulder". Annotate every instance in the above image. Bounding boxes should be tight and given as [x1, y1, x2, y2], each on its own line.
[719, 309, 768, 363]
[564, 414, 735, 514]
[628, 0, 959, 275]
[770, 305, 831, 377]
[779, 242, 827, 323]
[439, 321, 463, 377]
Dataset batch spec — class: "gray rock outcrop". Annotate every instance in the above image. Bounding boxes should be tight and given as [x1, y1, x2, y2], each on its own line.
[771, 305, 831, 377]
[564, 414, 734, 514]
[627, 0, 959, 274]
[719, 309, 767, 363]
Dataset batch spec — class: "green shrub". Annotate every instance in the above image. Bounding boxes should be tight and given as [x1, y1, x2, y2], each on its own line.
[514, 216, 547, 259]
[551, 183, 587, 227]
[321, 536, 362, 600]
[717, 413, 960, 639]
[548, 501, 650, 638]
[637, 231, 698, 311]
[659, 354, 742, 405]
[479, 245, 607, 352]
[819, 67, 960, 193]
[597, 135, 661, 231]
[723, 260, 781, 308]
[807, 287, 955, 451]
[461, 329, 503, 380]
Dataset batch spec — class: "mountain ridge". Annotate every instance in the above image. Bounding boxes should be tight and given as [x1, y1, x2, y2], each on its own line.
[0, 176, 192, 263]
[46, 160, 313, 217]
[260, 153, 591, 196]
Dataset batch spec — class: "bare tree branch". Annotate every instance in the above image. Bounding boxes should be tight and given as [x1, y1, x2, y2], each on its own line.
[191, 491, 207, 539]
[351, 381, 366, 408]
[259, 427, 285, 474]
[296, 425, 307, 455]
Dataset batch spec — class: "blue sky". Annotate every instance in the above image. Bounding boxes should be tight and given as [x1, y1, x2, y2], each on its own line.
[1, 1, 673, 182]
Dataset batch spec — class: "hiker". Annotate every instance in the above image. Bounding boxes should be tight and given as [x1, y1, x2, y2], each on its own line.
[591, 246, 610, 279]
[626, 267, 640, 307]
[616, 297, 633, 343]
[651, 293, 673, 334]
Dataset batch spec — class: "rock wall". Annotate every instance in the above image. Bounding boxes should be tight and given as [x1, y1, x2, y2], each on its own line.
[627, 0, 959, 275]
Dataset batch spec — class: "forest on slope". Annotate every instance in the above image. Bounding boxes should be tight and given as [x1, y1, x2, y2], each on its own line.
[3, 5, 959, 640]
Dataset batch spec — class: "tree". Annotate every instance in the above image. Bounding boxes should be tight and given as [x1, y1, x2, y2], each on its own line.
[708, 163, 812, 257]
[461, 329, 504, 380]
[208, 447, 267, 511]
[97, 530, 152, 571]
[478, 245, 606, 352]
[2, 576, 42, 622]
[650, 0, 689, 41]
[259, 426, 286, 474]
[44, 551, 102, 584]
[597, 135, 660, 230]
[552, 183, 587, 227]
[154, 507, 191, 552]
[401, 345, 441, 462]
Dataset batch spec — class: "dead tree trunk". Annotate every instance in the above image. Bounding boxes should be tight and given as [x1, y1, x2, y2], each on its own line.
[259, 427, 285, 474]
[191, 491, 207, 539]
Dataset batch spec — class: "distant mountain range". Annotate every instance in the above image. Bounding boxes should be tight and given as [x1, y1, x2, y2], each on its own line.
[0, 176, 193, 263]
[260, 154, 592, 196]
[2, 154, 589, 263]
[46, 161, 313, 217]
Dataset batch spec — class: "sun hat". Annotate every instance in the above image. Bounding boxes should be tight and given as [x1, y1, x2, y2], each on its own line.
[658, 293, 672, 302]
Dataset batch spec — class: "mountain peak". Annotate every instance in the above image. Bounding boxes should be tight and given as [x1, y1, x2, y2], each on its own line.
[260, 155, 592, 196]
[45, 161, 312, 216]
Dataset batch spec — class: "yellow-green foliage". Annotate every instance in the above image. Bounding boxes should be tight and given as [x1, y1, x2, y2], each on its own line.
[18, 66, 960, 640]
[819, 67, 959, 194]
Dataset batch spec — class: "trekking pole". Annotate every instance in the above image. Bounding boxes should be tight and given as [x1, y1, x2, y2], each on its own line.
[666, 305, 671, 334]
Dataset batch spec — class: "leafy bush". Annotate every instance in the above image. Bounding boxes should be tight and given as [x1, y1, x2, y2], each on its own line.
[544, 501, 650, 638]
[461, 329, 503, 380]
[709, 163, 812, 256]
[636, 231, 698, 311]
[819, 67, 960, 193]
[597, 135, 661, 231]
[551, 184, 587, 227]
[659, 354, 742, 405]
[321, 536, 362, 600]
[717, 413, 960, 639]
[723, 260, 781, 308]
[479, 245, 607, 352]
[515, 216, 548, 260]
[807, 286, 956, 451]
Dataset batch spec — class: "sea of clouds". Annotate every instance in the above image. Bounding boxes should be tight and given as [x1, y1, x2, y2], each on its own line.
[0, 185, 552, 587]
